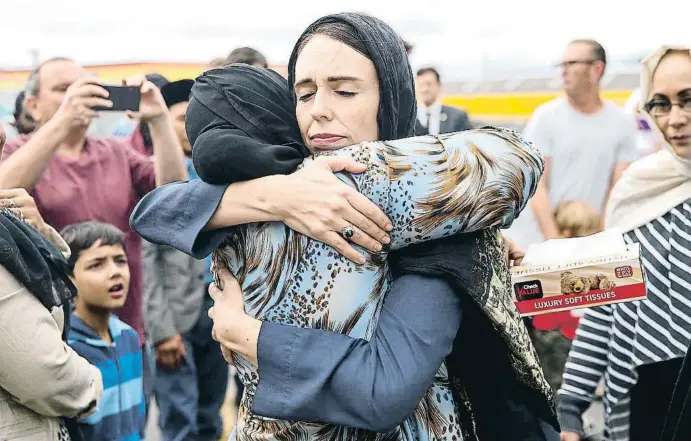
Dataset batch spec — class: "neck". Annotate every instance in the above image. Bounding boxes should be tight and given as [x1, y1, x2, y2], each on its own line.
[566, 88, 603, 114]
[60, 127, 88, 155]
[75, 305, 112, 343]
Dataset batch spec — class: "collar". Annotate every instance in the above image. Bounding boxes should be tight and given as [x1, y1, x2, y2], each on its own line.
[418, 101, 443, 116]
[69, 314, 123, 347]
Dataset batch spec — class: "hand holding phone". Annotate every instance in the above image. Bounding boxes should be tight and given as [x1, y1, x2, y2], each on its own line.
[92, 85, 141, 112]
[53, 76, 112, 130]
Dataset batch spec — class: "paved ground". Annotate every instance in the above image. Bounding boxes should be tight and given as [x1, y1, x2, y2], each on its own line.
[146, 368, 238, 441]
[145, 374, 606, 441]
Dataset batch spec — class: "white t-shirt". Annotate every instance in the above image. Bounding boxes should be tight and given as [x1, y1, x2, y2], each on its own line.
[505, 97, 638, 248]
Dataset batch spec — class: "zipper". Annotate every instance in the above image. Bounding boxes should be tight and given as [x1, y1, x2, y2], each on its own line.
[111, 345, 122, 439]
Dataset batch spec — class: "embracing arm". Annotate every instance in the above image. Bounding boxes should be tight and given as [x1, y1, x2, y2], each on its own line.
[130, 158, 391, 261]
[213, 273, 460, 432]
[318, 127, 545, 249]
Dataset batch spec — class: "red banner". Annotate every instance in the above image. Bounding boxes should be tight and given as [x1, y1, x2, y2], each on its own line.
[515, 283, 647, 316]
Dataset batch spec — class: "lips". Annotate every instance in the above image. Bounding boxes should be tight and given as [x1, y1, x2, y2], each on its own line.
[108, 283, 125, 297]
[309, 133, 345, 148]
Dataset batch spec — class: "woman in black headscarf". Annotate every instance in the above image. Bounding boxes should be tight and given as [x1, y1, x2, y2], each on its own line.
[131, 12, 557, 441]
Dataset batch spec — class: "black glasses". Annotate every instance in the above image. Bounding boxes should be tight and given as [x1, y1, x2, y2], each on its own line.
[555, 59, 599, 69]
[645, 97, 691, 116]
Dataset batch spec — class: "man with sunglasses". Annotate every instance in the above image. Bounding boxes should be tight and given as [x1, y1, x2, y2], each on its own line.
[506, 39, 638, 246]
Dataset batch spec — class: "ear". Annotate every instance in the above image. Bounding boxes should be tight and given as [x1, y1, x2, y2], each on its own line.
[24, 94, 41, 122]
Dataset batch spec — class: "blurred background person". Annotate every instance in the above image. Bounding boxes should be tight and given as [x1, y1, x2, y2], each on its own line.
[415, 67, 472, 135]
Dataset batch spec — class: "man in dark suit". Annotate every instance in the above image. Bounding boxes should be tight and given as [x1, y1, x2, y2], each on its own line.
[415, 67, 473, 136]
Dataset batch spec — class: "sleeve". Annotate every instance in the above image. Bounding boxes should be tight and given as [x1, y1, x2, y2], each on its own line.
[129, 180, 231, 259]
[252, 273, 460, 432]
[188, 97, 307, 185]
[0, 269, 103, 418]
[336, 127, 544, 249]
[557, 305, 614, 437]
[616, 113, 640, 163]
[142, 241, 179, 345]
[523, 106, 552, 157]
[123, 142, 156, 198]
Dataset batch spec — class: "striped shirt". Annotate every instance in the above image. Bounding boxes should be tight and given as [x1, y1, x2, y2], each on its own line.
[68, 315, 145, 441]
[557, 200, 691, 441]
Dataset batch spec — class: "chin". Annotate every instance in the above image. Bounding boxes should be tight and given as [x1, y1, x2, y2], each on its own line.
[671, 144, 691, 160]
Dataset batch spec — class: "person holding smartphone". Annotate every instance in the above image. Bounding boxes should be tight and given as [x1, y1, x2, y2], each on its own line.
[0, 56, 187, 424]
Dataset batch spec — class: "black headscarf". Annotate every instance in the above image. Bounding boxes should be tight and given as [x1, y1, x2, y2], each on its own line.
[0, 210, 76, 338]
[188, 65, 308, 184]
[287, 12, 417, 141]
[287, 13, 558, 440]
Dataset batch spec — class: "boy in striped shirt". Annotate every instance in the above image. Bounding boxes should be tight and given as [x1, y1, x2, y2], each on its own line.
[62, 221, 145, 441]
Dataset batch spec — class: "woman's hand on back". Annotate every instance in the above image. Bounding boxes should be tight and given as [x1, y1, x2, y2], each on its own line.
[270, 157, 392, 264]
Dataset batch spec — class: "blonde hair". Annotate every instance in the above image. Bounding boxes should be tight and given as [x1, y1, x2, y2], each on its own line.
[554, 200, 602, 238]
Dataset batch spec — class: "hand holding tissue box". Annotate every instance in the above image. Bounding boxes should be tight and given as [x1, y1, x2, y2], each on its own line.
[510, 229, 648, 316]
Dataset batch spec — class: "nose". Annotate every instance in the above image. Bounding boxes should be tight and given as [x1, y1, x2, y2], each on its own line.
[310, 89, 333, 121]
[668, 104, 689, 128]
[107, 260, 123, 279]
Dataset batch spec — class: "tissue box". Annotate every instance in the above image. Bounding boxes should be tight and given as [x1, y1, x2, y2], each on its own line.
[511, 243, 647, 317]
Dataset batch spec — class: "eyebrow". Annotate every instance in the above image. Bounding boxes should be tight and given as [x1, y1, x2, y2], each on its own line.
[294, 76, 363, 88]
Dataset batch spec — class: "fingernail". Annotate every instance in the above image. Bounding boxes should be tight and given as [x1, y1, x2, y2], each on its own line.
[383, 235, 391, 244]
[385, 223, 393, 231]
[0, 200, 5, 207]
[373, 243, 382, 252]
[358, 257, 366, 264]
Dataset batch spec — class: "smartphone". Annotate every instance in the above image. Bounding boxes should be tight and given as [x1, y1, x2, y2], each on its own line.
[93, 85, 141, 112]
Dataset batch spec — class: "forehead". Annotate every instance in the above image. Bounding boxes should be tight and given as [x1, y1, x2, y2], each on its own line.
[416, 72, 438, 83]
[652, 52, 691, 95]
[40, 60, 86, 88]
[294, 34, 377, 84]
[169, 101, 188, 116]
[77, 241, 125, 261]
[563, 43, 593, 60]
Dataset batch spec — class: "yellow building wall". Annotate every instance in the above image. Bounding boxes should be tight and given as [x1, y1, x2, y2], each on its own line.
[0, 62, 633, 123]
[443, 90, 633, 123]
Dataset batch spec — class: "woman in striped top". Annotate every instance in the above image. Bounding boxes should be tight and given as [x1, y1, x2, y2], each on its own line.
[558, 46, 691, 441]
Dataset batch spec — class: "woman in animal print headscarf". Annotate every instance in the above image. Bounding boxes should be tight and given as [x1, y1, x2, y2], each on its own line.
[131, 13, 558, 441]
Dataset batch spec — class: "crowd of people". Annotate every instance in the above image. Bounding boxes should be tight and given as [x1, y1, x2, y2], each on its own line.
[0, 11, 690, 441]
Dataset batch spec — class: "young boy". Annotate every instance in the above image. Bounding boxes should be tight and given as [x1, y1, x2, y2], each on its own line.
[61, 221, 145, 441]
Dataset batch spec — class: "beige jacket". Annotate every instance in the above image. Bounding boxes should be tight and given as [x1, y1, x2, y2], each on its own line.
[0, 227, 102, 440]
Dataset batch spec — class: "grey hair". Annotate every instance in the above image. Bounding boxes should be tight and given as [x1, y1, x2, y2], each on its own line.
[24, 57, 75, 97]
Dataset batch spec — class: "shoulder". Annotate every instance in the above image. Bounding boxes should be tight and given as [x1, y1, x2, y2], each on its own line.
[442, 105, 467, 117]
[532, 98, 567, 120]
[602, 101, 636, 125]
[111, 317, 141, 348]
[2, 135, 31, 157]
[0, 263, 24, 298]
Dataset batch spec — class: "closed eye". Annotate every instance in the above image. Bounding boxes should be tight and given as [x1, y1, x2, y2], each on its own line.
[297, 92, 315, 102]
[336, 91, 356, 97]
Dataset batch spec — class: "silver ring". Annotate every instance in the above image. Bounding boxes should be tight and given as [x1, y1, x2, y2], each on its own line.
[342, 225, 354, 239]
[7, 199, 15, 209]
